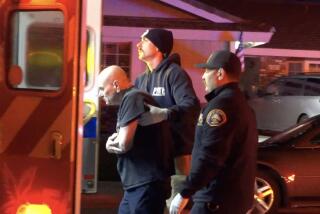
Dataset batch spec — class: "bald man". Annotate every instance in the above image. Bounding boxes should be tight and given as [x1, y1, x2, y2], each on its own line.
[98, 65, 174, 214]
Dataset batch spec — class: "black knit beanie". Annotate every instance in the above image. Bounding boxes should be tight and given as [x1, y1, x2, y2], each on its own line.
[142, 28, 173, 58]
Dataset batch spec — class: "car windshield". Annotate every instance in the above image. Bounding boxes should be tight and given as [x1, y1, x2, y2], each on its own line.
[263, 115, 320, 145]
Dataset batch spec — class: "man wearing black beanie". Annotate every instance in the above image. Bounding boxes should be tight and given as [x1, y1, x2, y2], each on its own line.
[135, 28, 200, 208]
[141, 28, 173, 58]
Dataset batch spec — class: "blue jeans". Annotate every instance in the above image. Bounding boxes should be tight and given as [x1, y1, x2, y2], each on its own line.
[118, 181, 168, 214]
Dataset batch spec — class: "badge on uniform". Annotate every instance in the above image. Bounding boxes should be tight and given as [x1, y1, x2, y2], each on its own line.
[206, 109, 227, 127]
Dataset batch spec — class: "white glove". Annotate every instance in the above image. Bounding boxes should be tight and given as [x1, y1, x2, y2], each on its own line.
[106, 132, 119, 153]
[169, 193, 189, 214]
[139, 104, 168, 126]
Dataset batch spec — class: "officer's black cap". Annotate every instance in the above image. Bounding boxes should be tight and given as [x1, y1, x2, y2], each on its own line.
[196, 50, 241, 74]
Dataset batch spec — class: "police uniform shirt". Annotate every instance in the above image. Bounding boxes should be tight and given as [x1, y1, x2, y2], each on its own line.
[135, 56, 200, 156]
[179, 82, 258, 213]
[116, 87, 174, 190]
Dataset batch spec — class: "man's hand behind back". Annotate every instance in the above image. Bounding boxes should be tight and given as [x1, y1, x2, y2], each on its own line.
[139, 104, 168, 126]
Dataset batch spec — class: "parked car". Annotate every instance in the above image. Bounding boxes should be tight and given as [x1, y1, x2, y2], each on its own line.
[248, 73, 320, 131]
[254, 115, 320, 213]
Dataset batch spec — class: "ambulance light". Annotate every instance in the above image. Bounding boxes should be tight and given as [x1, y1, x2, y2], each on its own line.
[16, 203, 52, 214]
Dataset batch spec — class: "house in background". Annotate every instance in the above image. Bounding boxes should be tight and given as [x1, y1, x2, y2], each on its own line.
[101, 0, 274, 102]
[201, 0, 320, 90]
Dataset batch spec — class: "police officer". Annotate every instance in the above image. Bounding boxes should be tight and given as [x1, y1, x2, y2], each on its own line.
[170, 50, 258, 214]
[135, 28, 200, 206]
[98, 65, 174, 214]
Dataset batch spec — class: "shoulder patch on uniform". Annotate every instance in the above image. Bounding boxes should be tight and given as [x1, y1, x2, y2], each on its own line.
[206, 109, 227, 127]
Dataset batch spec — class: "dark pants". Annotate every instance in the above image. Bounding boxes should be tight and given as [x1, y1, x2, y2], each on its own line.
[191, 202, 221, 214]
[118, 181, 167, 214]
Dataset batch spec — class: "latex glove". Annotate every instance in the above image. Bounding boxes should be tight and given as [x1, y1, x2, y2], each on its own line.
[106, 132, 119, 153]
[139, 104, 168, 126]
[169, 193, 189, 214]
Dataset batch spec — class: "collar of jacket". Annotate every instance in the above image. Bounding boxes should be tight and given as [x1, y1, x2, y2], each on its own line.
[145, 56, 171, 74]
[205, 82, 239, 102]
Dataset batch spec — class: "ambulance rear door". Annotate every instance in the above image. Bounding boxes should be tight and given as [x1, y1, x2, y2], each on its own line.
[0, 0, 86, 213]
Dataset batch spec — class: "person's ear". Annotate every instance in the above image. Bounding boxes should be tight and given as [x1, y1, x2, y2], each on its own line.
[217, 68, 224, 80]
[113, 80, 120, 93]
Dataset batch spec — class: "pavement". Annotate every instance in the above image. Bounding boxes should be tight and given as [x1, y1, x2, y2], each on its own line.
[81, 181, 320, 214]
[81, 181, 122, 214]
[80, 181, 191, 214]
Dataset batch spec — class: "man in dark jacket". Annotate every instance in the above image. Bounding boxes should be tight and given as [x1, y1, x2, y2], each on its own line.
[98, 65, 174, 214]
[170, 50, 258, 214]
[135, 28, 200, 205]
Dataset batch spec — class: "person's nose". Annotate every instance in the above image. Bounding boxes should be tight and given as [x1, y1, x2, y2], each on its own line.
[137, 41, 141, 48]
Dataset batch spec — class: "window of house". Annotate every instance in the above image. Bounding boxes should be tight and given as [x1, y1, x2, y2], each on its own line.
[101, 42, 131, 77]
[288, 62, 303, 75]
[309, 64, 320, 73]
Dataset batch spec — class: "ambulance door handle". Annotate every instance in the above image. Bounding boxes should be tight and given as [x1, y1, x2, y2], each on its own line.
[51, 131, 63, 159]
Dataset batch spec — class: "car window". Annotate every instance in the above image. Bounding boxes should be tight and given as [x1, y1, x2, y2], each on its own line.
[278, 78, 304, 96]
[265, 79, 284, 95]
[304, 78, 320, 96]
